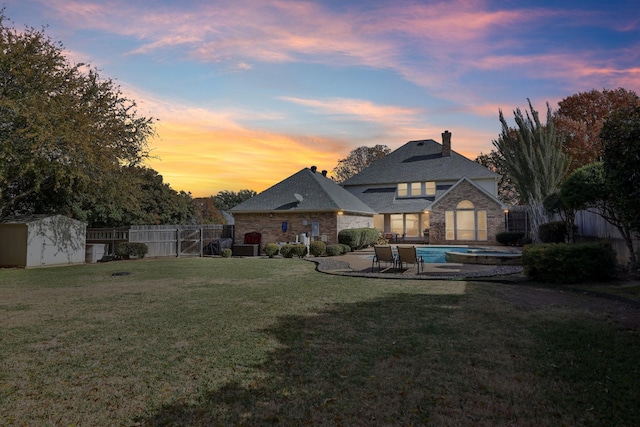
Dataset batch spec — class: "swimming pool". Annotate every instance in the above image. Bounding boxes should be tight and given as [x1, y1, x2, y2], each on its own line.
[414, 245, 522, 264]
[415, 246, 480, 263]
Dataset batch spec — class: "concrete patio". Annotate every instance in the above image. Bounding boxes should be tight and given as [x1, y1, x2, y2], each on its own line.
[310, 247, 524, 280]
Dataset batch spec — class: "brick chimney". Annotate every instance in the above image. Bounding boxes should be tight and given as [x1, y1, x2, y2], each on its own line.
[441, 130, 451, 157]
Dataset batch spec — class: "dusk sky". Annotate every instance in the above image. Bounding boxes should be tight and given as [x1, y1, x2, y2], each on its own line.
[6, 0, 640, 196]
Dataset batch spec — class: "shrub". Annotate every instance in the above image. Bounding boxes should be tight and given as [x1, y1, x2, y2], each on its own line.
[522, 242, 617, 284]
[221, 248, 232, 258]
[292, 244, 308, 258]
[538, 221, 567, 243]
[279, 244, 296, 258]
[338, 227, 379, 250]
[325, 244, 343, 256]
[263, 243, 280, 258]
[338, 229, 359, 249]
[496, 231, 525, 246]
[339, 244, 351, 254]
[115, 242, 148, 259]
[309, 241, 326, 257]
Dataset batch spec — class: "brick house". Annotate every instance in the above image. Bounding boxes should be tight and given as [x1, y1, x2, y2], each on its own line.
[232, 131, 505, 248]
[230, 166, 376, 246]
[342, 131, 506, 244]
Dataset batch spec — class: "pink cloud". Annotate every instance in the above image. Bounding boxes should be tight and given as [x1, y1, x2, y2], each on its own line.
[280, 97, 422, 123]
[38, 0, 636, 99]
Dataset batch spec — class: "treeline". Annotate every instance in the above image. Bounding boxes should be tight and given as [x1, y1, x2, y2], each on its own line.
[0, 14, 257, 227]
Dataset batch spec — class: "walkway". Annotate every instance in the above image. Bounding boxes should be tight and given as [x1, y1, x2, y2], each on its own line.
[310, 247, 524, 280]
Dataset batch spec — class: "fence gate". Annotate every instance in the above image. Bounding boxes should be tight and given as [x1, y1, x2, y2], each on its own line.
[179, 228, 202, 256]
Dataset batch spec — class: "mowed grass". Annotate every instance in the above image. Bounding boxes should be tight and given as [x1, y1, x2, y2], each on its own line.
[1, 258, 639, 426]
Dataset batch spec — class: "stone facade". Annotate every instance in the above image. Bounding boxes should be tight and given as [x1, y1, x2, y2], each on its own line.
[429, 180, 504, 245]
[233, 212, 373, 248]
[337, 214, 373, 232]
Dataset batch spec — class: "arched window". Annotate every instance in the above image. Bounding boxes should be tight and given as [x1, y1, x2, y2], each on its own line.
[457, 200, 474, 209]
[445, 200, 488, 241]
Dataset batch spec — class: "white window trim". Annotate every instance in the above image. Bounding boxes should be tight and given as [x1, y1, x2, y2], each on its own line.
[445, 204, 488, 241]
[397, 181, 437, 198]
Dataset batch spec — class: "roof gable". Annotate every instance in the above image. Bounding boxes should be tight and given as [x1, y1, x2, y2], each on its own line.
[342, 139, 499, 186]
[231, 168, 375, 214]
[431, 177, 505, 209]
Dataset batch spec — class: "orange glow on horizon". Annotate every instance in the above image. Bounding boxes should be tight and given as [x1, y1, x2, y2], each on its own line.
[146, 119, 345, 197]
[146, 117, 495, 197]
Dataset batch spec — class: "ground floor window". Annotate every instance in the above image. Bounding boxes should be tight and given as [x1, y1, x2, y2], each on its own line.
[373, 214, 384, 231]
[405, 213, 420, 236]
[445, 200, 487, 241]
[384, 213, 428, 238]
[390, 214, 404, 235]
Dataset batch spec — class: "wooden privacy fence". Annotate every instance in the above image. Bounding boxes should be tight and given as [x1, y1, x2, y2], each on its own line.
[86, 224, 234, 257]
[575, 210, 639, 264]
[502, 206, 638, 263]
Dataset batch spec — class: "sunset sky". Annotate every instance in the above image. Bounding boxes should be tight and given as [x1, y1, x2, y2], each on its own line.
[6, 0, 640, 196]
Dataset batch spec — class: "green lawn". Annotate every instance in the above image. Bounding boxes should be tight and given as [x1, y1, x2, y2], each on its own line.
[1, 257, 639, 426]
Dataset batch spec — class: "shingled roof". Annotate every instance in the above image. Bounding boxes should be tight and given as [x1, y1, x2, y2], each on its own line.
[230, 167, 376, 215]
[341, 138, 499, 186]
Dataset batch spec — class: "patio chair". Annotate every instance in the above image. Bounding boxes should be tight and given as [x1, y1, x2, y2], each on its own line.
[397, 245, 424, 273]
[372, 245, 398, 272]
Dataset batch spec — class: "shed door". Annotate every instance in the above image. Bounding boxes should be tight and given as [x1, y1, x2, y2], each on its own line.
[0, 225, 28, 267]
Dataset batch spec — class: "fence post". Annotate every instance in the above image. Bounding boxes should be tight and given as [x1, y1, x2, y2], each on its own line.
[176, 227, 180, 257]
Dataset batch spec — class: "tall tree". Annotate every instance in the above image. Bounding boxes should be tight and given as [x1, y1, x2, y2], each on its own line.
[213, 189, 257, 211]
[555, 88, 640, 171]
[124, 167, 195, 225]
[0, 14, 154, 219]
[558, 162, 637, 268]
[192, 197, 225, 224]
[474, 150, 520, 205]
[542, 192, 576, 243]
[332, 145, 390, 183]
[601, 105, 640, 268]
[493, 100, 570, 242]
[70, 166, 195, 227]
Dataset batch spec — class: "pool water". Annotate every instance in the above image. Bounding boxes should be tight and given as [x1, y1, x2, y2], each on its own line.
[415, 246, 481, 263]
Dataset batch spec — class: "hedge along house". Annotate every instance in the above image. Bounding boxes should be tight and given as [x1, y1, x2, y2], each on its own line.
[342, 131, 506, 244]
[230, 166, 376, 247]
[0, 214, 87, 268]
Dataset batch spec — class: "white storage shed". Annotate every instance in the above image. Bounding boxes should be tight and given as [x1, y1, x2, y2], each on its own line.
[0, 215, 87, 268]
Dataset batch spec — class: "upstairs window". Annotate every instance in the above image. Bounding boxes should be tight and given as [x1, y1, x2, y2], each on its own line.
[425, 181, 436, 196]
[397, 181, 436, 198]
[397, 183, 408, 197]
